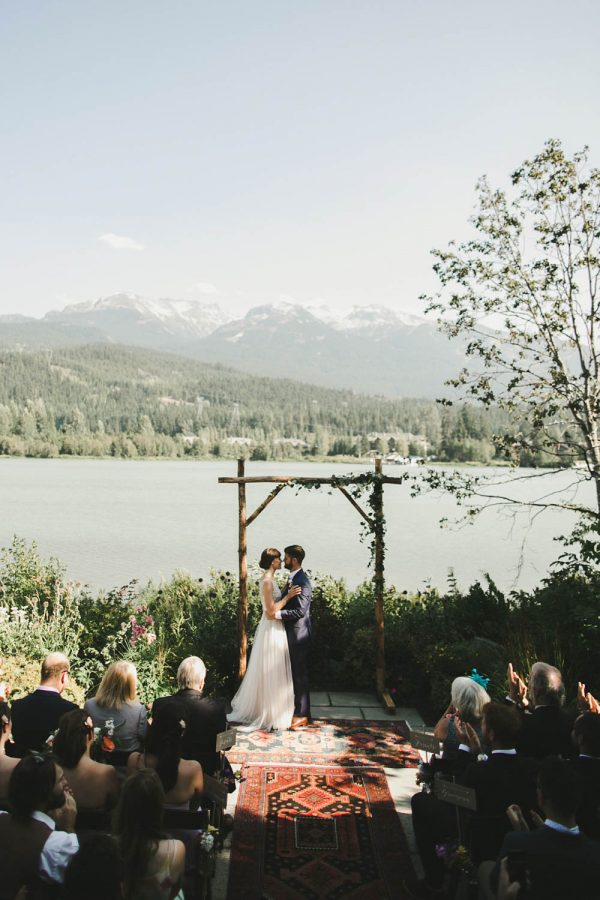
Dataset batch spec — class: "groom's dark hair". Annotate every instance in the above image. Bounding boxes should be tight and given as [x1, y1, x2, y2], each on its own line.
[284, 544, 305, 564]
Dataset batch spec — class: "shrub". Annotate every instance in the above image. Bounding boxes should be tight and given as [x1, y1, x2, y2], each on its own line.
[2, 537, 599, 721]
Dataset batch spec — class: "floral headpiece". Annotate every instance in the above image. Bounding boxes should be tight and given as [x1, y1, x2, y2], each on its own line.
[468, 668, 490, 690]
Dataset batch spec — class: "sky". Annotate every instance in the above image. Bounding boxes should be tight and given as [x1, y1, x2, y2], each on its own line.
[1, 0, 600, 320]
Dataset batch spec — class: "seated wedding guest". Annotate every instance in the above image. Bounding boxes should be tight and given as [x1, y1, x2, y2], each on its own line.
[152, 656, 226, 777]
[10, 653, 78, 755]
[460, 702, 539, 864]
[409, 702, 536, 897]
[63, 834, 124, 900]
[0, 754, 78, 898]
[572, 712, 600, 838]
[53, 709, 120, 810]
[114, 769, 185, 900]
[507, 661, 573, 759]
[490, 757, 600, 900]
[433, 672, 491, 755]
[127, 703, 204, 808]
[85, 661, 148, 753]
[0, 701, 19, 803]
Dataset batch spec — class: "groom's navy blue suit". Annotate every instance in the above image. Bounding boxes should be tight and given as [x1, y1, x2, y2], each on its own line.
[279, 569, 312, 718]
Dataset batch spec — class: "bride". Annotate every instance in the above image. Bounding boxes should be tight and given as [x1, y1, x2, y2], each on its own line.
[227, 547, 300, 731]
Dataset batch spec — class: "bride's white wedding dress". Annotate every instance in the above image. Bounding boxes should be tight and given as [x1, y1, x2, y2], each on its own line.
[227, 576, 294, 731]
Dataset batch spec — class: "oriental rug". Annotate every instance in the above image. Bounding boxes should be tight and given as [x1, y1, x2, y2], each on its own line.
[227, 718, 419, 770]
[227, 764, 411, 899]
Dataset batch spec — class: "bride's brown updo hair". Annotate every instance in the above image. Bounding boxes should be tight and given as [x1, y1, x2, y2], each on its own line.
[259, 548, 281, 570]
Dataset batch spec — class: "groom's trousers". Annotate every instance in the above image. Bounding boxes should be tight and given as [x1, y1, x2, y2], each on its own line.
[289, 640, 311, 718]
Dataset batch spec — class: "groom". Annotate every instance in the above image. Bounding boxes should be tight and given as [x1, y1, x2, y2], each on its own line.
[271, 543, 312, 728]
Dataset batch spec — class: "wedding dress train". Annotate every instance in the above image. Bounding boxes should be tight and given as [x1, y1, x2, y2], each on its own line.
[227, 577, 294, 731]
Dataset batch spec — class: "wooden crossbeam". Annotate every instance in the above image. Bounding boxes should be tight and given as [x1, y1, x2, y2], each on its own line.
[336, 485, 374, 530]
[246, 483, 287, 526]
[218, 474, 408, 485]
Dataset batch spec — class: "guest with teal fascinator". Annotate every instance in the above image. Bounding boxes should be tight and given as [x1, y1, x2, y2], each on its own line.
[433, 669, 492, 757]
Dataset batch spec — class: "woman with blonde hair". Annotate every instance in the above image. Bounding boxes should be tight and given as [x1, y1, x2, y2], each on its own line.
[85, 661, 148, 753]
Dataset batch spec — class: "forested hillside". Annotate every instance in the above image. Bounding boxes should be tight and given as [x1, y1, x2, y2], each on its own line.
[0, 344, 547, 464]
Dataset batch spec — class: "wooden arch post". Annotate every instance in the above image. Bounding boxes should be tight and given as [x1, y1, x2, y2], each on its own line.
[373, 457, 385, 697]
[237, 459, 248, 680]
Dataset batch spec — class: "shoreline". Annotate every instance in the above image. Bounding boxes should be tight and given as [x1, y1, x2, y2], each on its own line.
[0, 454, 533, 469]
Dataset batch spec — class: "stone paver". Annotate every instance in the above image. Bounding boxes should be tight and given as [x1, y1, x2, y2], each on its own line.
[329, 691, 379, 707]
[312, 705, 364, 719]
[385, 765, 425, 879]
[393, 706, 426, 728]
[310, 691, 331, 706]
[359, 707, 399, 720]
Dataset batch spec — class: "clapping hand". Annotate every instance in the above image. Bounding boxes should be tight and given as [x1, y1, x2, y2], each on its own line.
[578, 682, 600, 714]
[506, 803, 544, 832]
[454, 718, 481, 754]
[507, 663, 528, 707]
[506, 804, 529, 832]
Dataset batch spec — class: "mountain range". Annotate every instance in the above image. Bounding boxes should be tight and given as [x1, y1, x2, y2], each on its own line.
[0, 294, 465, 399]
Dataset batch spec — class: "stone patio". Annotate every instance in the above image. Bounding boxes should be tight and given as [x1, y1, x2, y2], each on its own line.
[213, 691, 428, 897]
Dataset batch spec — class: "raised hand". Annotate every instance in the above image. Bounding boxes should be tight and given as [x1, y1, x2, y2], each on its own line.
[507, 663, 528, 706]
[577, 682, 600, 714]
[506, 804, 530, 832]
[529, 809, 544, 829]
[454, 719, 481, 754]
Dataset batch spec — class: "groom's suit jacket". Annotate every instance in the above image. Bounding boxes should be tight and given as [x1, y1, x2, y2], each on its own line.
[279, 569, 312, 644]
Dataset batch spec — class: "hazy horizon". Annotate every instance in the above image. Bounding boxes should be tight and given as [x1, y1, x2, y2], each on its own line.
[2, 1, 600, 321]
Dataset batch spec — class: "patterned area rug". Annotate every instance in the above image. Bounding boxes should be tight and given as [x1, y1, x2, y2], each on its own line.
[227, 718, 419, 769]
[227, 764, 410, 899]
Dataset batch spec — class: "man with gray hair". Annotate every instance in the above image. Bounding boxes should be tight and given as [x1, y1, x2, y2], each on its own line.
[152, 656, 226, 776]
[507, 660, 573, 759]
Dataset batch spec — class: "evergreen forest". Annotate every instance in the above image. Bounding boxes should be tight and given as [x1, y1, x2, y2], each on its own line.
[0, 344, 557, 465]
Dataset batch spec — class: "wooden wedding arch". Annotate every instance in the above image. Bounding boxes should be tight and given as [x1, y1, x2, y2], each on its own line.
[219, 458, 407, 713]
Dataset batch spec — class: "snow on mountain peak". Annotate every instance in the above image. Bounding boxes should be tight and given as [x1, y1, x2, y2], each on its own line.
[46, 293, 232, 338]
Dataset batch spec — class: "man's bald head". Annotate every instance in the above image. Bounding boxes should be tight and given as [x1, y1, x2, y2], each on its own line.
[40, 653, 70, 690]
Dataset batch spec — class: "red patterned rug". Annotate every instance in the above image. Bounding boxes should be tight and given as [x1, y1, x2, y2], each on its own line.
[228, 718, 419, 769]
[227, 764, 411, 899]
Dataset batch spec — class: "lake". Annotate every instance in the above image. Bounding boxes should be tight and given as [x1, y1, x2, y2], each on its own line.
[0, 458, 591, 594]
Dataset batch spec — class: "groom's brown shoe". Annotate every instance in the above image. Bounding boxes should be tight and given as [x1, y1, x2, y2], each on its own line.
[290, 716, 309, 729]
